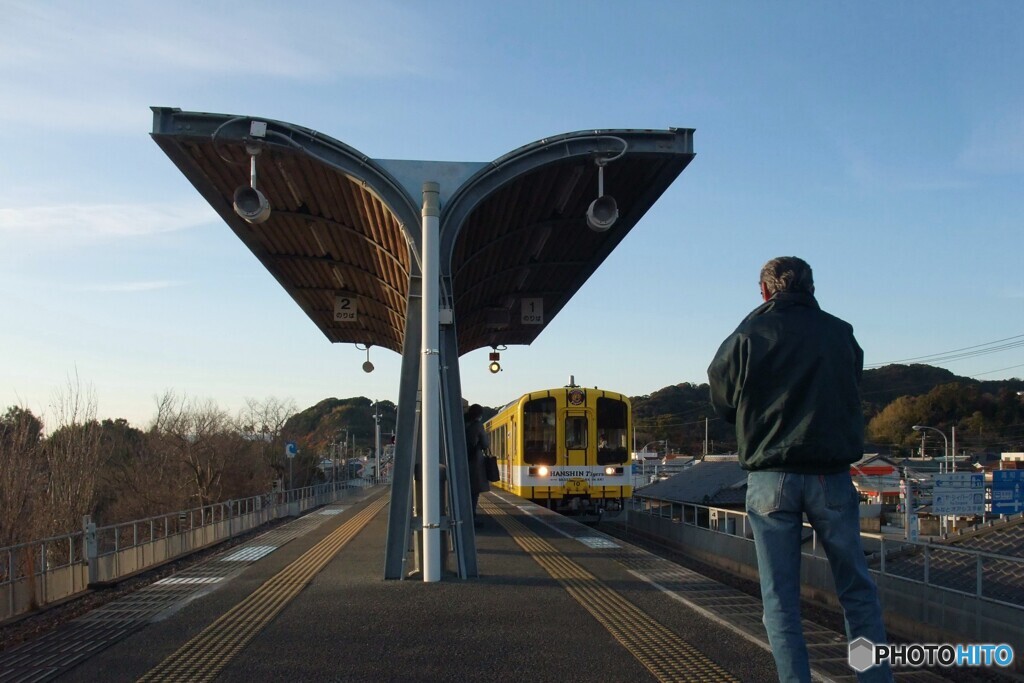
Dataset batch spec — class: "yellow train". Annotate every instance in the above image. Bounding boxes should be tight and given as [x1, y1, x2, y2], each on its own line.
[485, 380, 632, 520]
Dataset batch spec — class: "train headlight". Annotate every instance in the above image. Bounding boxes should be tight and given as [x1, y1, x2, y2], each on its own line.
[538, 466, 549, 477]
[604, 466, 616, 476]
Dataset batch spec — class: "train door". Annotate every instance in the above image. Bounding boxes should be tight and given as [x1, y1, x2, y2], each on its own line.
[508, 418, 516, 490]
[563, 387, 589, 468]
[564, 409, 588, 466]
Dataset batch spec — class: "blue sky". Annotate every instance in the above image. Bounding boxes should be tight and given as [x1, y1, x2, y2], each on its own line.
[1, 1, 1022, 429]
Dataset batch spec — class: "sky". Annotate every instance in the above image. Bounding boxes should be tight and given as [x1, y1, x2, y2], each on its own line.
[1, 1, 1022, 430]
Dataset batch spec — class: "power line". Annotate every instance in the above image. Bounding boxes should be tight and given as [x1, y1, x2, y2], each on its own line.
[865, 333, 1024, 368]
[970, 363, 1024, 378]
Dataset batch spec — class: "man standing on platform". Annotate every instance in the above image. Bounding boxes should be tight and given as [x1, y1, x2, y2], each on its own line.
[464, 403, 490, 527]
[707, 256, 893, 683]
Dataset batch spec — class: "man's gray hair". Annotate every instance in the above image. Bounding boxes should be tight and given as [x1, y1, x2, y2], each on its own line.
[760, 256, 815, 296]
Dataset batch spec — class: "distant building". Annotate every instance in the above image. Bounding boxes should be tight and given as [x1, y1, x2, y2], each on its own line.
[850, 454, 902, 504]
[1003, 452, 1024, 466]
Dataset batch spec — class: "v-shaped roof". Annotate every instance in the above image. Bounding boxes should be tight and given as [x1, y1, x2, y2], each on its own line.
[151, 108, 694, 356]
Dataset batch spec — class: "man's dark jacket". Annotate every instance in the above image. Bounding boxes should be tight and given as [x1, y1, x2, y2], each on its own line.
[707, 291, 864, 473]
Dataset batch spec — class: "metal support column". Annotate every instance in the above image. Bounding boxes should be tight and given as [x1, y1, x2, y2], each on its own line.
[439, 292, 478, 577]
[421, 181, 442, 582]
[383, 277, 422, 579]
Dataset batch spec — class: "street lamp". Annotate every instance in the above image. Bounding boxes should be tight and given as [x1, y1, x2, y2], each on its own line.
[912, 425, 949, 474]
[913, 424, 951, 535]
[638, 440, 665, 454]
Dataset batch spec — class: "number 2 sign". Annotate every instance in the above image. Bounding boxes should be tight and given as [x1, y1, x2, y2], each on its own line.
[334, 294, 358, 322]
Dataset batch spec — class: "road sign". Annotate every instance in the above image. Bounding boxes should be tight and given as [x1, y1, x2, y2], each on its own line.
[932, 472, 984, 515]
[285, 441, 298, 459]
[991, 470, 1024, 515]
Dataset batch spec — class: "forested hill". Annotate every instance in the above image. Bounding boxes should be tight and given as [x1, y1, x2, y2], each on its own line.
[285, 364, 1023, 458]
[283, 397, 397, 456]
[631, 364, 1021, 420]
[626, 364, 1023, 455]
[860, 364, 963, 413]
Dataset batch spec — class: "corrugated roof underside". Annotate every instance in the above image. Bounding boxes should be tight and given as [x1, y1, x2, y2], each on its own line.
[451, 155, 685, 354]
[181, 140, 410, 353]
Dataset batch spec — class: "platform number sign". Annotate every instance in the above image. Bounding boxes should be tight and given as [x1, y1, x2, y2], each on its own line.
[521, 298, 543, 325]
[334, 294, 358, 322]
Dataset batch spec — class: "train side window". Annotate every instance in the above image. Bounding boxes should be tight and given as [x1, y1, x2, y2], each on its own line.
[523, 397, 556, 466]
[493, 425, 505, 460]
[596, 397, 629, 465]
[565, 415, 587, 450]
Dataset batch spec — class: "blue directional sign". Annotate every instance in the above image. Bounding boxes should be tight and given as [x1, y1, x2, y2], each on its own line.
[285, 441, 298, 459]
[933, 473, 985, 515]
[991, 471, 1024, 515]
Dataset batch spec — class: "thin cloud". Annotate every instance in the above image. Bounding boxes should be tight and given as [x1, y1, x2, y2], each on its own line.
[1, 1, 434, 81]
[999, 286, 1024, 300]
[835, 139, 971, 192]
[73, 280, 185, 293]
[0, 202, 215, 246]
[959, 113, 1024, 174]
[0, 87, 148, 133]
[0, 1, 440, 133]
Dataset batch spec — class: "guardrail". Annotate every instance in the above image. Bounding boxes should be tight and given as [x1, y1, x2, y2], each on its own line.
[626, 495, 1024, 670]
[1, 476, 384, 623]
[627, 496, 1024, 609]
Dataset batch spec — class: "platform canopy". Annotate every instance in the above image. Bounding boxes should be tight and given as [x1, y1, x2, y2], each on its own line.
[151, 108, 694, 356]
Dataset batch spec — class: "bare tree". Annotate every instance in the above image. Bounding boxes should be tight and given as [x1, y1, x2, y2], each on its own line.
[148, 393, 233, 507]
[93, 417, 165, 523]
[236, 396, 297, 489]
[43, 373, 102, 536]
[239, 396, 297, 438]
[0, 406, 46, 546]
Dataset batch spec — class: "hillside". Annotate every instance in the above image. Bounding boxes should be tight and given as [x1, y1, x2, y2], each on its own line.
[285, 365, 1024, 459]
[283, 397, 397, 457]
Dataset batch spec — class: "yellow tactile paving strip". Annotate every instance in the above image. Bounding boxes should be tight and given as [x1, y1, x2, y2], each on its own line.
[480, 497, 739, 683]
[137, 494, 389, 683]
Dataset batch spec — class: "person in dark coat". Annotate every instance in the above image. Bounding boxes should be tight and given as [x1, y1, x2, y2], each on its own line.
[464, 404, 490, 525]
[708, 256, 892, 683]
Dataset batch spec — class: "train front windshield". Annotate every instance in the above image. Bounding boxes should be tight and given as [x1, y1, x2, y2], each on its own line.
[523, 397, 557, 466]
[597, 397, 629, 465]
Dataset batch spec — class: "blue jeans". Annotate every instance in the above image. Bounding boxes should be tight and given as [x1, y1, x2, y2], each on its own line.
[746, 471, 893, 683]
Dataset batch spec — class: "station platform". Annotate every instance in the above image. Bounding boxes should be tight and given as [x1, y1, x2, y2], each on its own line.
[0, 487, 956, 682]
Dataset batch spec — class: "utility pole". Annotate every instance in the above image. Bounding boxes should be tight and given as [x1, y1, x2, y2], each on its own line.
[951, 426, 957, 473]
[374, 402, 382, 483]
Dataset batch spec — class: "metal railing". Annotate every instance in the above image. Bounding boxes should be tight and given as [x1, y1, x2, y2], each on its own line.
[1, 530, 87, 612]
[628, 496, 1024, 609]
[1, 473, 387, 622]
